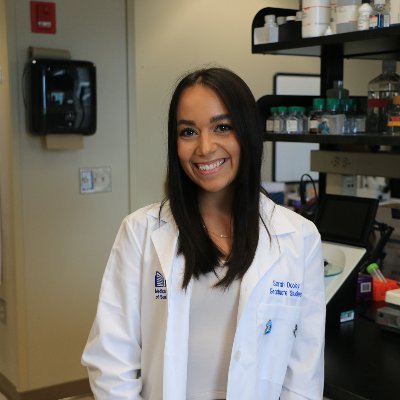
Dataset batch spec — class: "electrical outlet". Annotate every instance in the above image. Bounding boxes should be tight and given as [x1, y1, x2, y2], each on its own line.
[342, 175, 357, 196]
[0, 298, 6, 324]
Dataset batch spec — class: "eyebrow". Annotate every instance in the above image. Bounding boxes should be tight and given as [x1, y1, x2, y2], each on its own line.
[177, 113, 232, 126]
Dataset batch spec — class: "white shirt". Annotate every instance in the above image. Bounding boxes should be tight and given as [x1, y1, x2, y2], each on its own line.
[187, 268, 240, 400]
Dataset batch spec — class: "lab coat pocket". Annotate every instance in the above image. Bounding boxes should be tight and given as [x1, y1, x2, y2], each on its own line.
[256, 303, 300, 383]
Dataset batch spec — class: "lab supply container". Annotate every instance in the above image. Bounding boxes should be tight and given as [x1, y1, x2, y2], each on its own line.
[302, 0, 331, 37]
[369, 0, 390, 29]
[357, 2, 373, 30]
[253, 14, 278, 44]
[336, 0, 362, 33]
[366, 60, 400, 133]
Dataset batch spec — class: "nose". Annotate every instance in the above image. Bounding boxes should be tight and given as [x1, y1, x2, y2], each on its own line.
[197, 131, 216, 156]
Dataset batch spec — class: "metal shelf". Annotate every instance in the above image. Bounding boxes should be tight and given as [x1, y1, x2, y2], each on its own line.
[263, 132, 400, 146]
[252, 9, 400, 61]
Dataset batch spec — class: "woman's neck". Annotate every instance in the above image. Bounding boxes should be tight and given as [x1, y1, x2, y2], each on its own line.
[199, 190, 234, 256]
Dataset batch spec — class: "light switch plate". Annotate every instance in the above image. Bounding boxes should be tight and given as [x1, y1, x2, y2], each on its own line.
[79, 167, 111, 194]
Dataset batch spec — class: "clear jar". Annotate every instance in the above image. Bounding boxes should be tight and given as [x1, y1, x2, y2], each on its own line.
[387, 95, 400, 135]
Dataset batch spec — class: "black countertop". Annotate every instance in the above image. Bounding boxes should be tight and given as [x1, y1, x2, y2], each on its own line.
[324, 303, 400, 400]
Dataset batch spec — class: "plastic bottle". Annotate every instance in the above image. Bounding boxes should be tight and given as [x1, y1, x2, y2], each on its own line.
[366, 262, 387, 283]
[308, 98, 325, 134]
[254, 14, 278, 44]
[357, 2, 373, 30]
[387, 95, 400, 135]
[369, 0, 390, 29]
[336, 0, 362, 33]
[366, 60, 400, 133]
[302, 0, 331, 38]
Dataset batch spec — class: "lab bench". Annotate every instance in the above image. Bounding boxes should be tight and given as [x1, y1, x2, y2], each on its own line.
[324, 303, 400, 400]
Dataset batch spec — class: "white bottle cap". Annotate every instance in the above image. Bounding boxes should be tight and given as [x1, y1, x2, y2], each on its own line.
[286, 16, 296, 22]
[265, 14, 276, 23]
[277, 16, 287, 25]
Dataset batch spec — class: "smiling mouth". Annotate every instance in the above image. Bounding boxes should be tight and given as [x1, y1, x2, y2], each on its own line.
[195, 158, 226, 172]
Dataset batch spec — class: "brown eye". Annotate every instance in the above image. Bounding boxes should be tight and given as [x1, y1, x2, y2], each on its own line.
[215, 123, 233, 133]
[178, 128, 197, 137]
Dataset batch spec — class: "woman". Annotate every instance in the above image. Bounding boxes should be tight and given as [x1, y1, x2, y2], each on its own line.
[82, 67, 325, 400]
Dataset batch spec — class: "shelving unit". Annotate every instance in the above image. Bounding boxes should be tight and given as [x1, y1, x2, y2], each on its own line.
[252, 7, 400, 195]
[252, 9, 400, 400]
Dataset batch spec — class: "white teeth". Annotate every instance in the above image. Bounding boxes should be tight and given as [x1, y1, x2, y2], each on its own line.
[198, 159, 224, 171]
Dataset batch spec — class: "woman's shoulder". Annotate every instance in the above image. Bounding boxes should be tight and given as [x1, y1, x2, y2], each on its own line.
[123, 200, 174, 228]
[261, 195, 319, 237]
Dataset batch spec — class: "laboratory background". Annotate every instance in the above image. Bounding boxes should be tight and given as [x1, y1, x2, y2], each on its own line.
[0, 0, 399, 399]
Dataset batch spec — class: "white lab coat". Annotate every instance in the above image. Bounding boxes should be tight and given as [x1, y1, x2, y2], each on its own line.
[82, 196, 325, 400]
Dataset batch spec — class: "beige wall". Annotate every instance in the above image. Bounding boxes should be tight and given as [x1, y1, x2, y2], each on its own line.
[0, 0, 381, 394]
[2, 0, 130, 391]
[0, 0, 19, 387]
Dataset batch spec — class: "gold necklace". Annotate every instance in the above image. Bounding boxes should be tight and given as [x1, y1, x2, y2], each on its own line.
[203, 224, 231, 239]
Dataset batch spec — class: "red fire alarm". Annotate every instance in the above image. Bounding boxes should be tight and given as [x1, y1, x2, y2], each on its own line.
[30, 1, 56, 34]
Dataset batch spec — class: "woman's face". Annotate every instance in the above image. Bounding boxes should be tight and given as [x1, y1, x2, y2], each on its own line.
[176, 84, 241, 197]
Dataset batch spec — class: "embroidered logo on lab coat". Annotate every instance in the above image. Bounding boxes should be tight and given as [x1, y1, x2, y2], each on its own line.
[264, 319, 272, 335]
[154, 271, 167, 300]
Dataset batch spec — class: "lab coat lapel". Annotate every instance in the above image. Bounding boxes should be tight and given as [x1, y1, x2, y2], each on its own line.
[149, 204, 192, 400]
[238, 199, 296, 317]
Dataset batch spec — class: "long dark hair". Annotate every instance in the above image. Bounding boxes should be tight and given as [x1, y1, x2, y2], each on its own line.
[164, 67, 266, 289]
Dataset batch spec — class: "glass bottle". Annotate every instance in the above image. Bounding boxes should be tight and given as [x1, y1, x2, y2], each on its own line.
[308, 98, 325, 134]
[387, 95, 400, 135]
[326, 80, 350, 102]
[369, 0, 390, 29]
[286, 106, 299, 133]
[351, 98, 367, 133]
[274, 106, 287, 133]
[366, 60, 400, 133]
[342, 98, 354, 134]
[299, 106, 308, 133]
[266, 107, 277, 133]
[323, 98, 345, 134]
